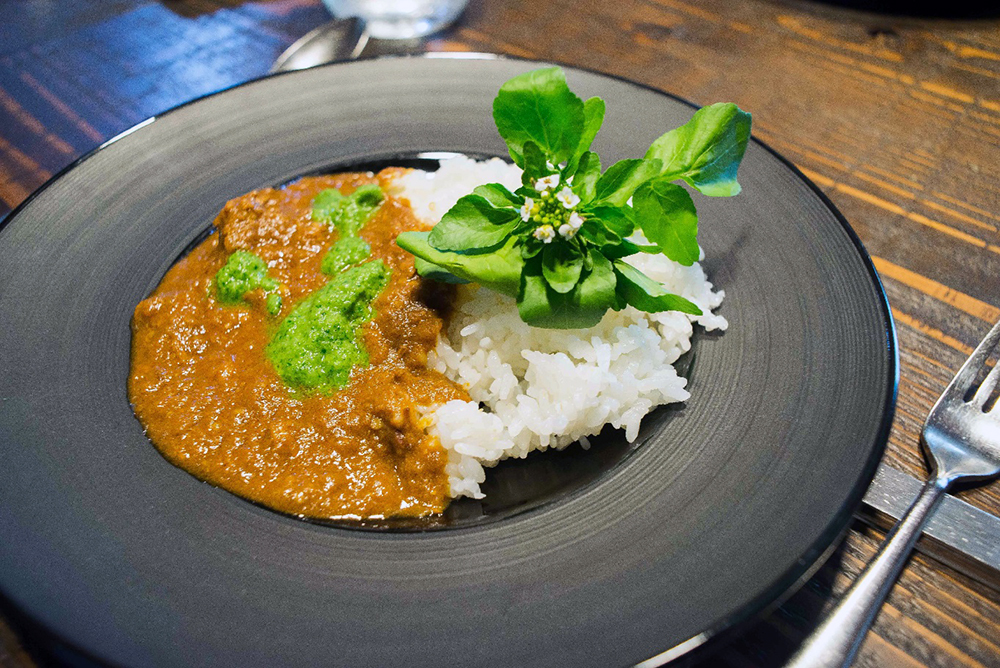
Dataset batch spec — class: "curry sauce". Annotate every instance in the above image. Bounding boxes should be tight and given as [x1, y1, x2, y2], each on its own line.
[128, 171, 469, 519]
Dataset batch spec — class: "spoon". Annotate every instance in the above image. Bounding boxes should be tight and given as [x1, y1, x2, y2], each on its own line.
[272, 17, 438, 73]
[271, 18, 369, 73]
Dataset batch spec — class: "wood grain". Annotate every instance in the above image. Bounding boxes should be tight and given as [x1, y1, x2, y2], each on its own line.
[1, 0, 999, 666]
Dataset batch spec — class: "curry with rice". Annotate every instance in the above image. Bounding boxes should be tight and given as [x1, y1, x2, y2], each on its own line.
[129, 170, 468, 520]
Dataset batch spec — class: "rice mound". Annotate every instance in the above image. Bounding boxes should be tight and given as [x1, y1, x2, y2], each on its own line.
[393, 156, 727, 500]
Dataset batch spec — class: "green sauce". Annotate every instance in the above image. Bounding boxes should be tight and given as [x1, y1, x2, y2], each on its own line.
[266, 260, 391, 393]
[265, 292, 282, 316]
[314, 184, 382, 277]
[257, 183, 388, 392]
[312, 184, 384, 237]
[215, 250, 283, 315]
[321, 236, 371, 275]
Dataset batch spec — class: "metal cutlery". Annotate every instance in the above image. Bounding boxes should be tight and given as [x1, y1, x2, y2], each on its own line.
[787, 319, 1000, 668]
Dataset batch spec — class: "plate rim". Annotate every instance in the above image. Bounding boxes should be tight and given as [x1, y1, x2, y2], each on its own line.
[0, 52, 899, 666]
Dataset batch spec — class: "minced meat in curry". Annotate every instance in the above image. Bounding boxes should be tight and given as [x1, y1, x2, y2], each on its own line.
[128, 170, 469, 520]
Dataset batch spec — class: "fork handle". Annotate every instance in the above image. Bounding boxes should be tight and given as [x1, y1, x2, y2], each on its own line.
[784, 476, 949, 668]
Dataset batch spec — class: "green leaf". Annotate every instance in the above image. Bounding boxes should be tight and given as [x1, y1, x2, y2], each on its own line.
[427, 194, 520, 252]
[613, 260, 702, 315]
[645, 102, 752, 197]
[521, 236, 544, 259]
[592, 158, 662, 207]
[633, 180, 700, 266]
[517, 249, 617, 329]
[521, 141, 550, 184]
[397, 231, 523, 297]
[585, 204, 634, 237]
[413, 257, 470, 284]
[566, 97, 606, 174]
[493, 67, 585, 167]
[542, 242, 584, 293]
[473, 183, 523, 208]
[600, 240, 641, 260]
[571, 151, 601, 204]
[577, 216, 620, 247]
[579, 97, 606, 157]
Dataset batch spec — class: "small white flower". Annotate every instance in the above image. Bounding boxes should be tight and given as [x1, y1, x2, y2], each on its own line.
[520, 197, 534, 222]
[558, 223, 576, 239]
[556, 187, 580, 209]
[568, 211, 584, 230]
[533, 225, 556, 243]
[534, 174, 560, 191]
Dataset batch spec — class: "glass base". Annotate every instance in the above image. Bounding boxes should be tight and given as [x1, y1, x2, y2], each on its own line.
[323, 0, 469, 40]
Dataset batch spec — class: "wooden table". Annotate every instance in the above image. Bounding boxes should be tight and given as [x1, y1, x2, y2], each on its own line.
[2, 1, 999, 666]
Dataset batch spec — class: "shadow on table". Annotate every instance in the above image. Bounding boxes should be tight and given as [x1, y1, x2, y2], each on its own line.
[160, 0, 257, 18]
[0, 592, 100, 668]
[800, 0, 1000, 18]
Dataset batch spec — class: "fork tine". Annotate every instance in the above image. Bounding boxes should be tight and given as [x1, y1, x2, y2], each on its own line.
[941, 319, 1000, 403]
[974, 361, 1000, 409]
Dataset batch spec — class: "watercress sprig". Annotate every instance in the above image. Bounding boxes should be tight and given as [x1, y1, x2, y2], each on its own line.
[396, 67, 752, 329]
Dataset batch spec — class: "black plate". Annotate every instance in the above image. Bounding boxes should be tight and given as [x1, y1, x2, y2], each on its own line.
[0, 56, 896, 667]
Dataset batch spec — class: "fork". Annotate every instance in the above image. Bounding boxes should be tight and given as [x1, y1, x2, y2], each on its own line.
[786, 319, 1000, 668]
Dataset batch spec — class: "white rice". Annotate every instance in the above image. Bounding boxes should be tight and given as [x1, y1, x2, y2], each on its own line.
[393, 157, 727, 500]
